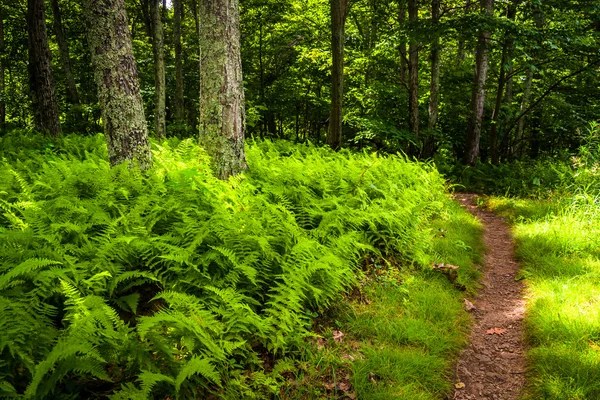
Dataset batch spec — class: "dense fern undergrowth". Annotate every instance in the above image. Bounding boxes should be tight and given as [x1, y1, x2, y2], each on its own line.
[0, 131, 461, 399]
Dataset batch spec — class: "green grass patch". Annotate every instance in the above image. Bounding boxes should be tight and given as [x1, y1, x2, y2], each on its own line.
[487, 196, 600, 399]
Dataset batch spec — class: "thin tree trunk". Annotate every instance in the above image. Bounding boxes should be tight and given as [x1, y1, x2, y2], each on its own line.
[199, 0, 247, 179]
[327, 0, 349, 150]
[463, 0, 493, 165]
[425, 0, 441, 157]
[50, 0, 80, 105]
[490, 4, 516, 164]
[28, 0, 61, 137]
[150, 0, 166, 139]
[399, 3, 407, 86]
[174, 0, 184, 121]
[408, 0, 419, 149]
[514, 68, 532, 156]
[83, 0, 152, 169]
[0, 7, 5, 130]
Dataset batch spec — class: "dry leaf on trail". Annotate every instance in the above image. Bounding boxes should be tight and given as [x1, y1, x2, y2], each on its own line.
[464, 298, 477, 311]
[455, 382, 466, 389]
[323, 382, 335, 390]
[333, 330, 344, 343]
[337, 382, 350, 391]
[486, 328, 507, 335]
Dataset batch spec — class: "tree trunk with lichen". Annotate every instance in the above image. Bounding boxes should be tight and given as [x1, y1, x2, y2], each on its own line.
[174, 0, 184, 121]
[150, 0, 166, 139]
[198, 0, 247, 179]
[463, 0, 493, 166]
[327, 0, 349, 150]
[50, 0, 80, 105]
[83, 0, 152, 169]
[27, 0, 61, 137]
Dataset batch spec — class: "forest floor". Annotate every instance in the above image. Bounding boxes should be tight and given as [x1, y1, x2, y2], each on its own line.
[452, 194, 527, 400]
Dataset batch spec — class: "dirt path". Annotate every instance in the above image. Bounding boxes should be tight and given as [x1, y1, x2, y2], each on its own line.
[452, 194, 526, 400]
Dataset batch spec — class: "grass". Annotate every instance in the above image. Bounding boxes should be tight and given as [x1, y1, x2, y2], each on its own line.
[281, 196, 485, 399]
[486, 196, 600, 399]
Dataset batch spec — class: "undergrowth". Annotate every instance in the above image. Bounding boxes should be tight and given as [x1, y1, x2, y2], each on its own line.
[0, 131, 471, 399]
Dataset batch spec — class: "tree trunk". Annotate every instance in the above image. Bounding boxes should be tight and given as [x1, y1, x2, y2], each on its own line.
[408, 0, 419, 148]
[0, 7, 5, 130]
[198, 0, 247, 179]
[173, 0, 184, 121]
[83, 0, 152, 169]
[399, 3, 407, 86]
[514, 68, 533, 157]
[327, 0, 349, 150]
[425, 0, 441, 158]
[489, 4, 516, 164]
[27, 0, 61, 137]
[50, 0, 80, 105]
[150, 0, 166, 139]
[463, 0, 493, 165]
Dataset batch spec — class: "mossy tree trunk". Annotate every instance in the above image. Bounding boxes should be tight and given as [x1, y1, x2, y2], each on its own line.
[199, 0, 247, 179]
[463, 0, 493, 166]
[50, 0, 80, 105]
[327, 0, 349, 150]
[83, 0, 152, 170]
[150, 0, 166, 139]
[173, 0, 184, 122]
[27, 0, 61, 137]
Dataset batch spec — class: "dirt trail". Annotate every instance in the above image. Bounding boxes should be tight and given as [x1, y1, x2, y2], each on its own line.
[452, 194, 526, 400]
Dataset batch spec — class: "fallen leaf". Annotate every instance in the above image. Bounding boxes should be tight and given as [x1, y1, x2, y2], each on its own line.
[333, 330, 344, 343]
[323, 382, 335, 391]
[464, 298, 477, 311]
[455, 382, 465, 389]
[337, 382, 350, 391]
[369, 372, 377, 384]
[486, 328, 507, 335]
[588, 340, 600, 351]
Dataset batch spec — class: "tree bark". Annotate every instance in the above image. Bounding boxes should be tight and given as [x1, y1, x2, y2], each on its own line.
[327, 0, 349, 150]
[27, 0, 61, 137]
[425, 0, 441, 157]
[50, 0, 80, 105]
[173, 0, 184, 121]
[489, 4, 516, 164]
[199, 0, 247, 179]
[463, 0, 493, 166]
[150, 0, 166, 139]
[0, 7, 5, 130]
[408, 0, 420, 148]
[399, 3, 407, 86]
[83, 0, 152, 169]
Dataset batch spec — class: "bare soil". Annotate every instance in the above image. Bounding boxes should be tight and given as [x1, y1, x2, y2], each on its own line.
[451, 194, 526, 400]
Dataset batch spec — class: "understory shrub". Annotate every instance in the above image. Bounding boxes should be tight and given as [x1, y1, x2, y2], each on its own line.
[0, 132, 446, 399]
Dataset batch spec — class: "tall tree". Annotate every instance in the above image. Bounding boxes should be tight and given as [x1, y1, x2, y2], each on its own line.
[327, 0, 349, 150]
[27, 0, 61, 137]
[83, 0, 152, 169]
[407, 0, 419, 146]
[199, 0, 247, 179]
[456, 0, 471, 63]
[463, 0, 493, 165]
[425, 0, 441, 157]
[173, 0, 184, 121]
[50, 0, 80, 105]
[399, 3, 407, 86]
[0, 5, 5, 130]
[150, 0, 166, 139]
